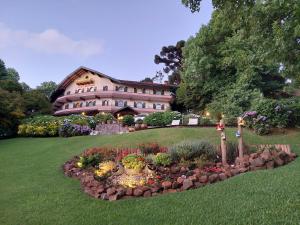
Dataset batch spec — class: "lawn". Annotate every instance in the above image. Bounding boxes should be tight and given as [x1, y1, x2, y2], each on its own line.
[0, 127, 300, 225]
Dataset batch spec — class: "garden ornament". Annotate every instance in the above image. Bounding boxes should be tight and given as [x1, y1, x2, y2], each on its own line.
[235, 130, 241, 138]
[221, 133, 226, 140]
[216, 124, 224, 131]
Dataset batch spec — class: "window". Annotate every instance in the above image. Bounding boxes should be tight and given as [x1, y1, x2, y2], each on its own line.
[94, 87, 97, 92]
[142, 88, 146, 94]
[76, 88, 84, 94]
[134, 102, 145, 109]
[134, 88, 137, 93]
[66, 91, 71, 95]
[65, 104, 69, 109]
[87, 87, 93, 92]
[103, 86, 108, 91]
[102, 100, 109, 106]
[153, 103, 164, 110]
[73, 102, 80, 108]
[161, 90, 164, 95]
[79, 102, 83, 107]
[92, 101, 96, 106]
[116, 86, 127, 92]
[115, 100, 127, 107]
[156, 90, 161, 95]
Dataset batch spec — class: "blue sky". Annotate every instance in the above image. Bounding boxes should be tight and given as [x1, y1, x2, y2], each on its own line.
[0, 0, 213, 87]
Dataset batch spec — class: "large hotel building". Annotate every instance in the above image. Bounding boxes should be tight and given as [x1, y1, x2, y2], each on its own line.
[51, 67, 175, 116]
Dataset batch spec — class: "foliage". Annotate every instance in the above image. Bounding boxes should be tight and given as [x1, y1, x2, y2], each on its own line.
[58, 120, 92, 137]
[122, 115, 134, 126]
[144, 111, 181, 127]
[153, 153, 172, 166]
[199, 117, 216, 126]
[36, 81, 58, 98]
[121, 154, 145, 170]
[94, 161, 116, 178]
[225, 141, 238, 164]
[168, 139, 217, 162]
[179, 1, 299, 114]
[6, 68, 20, 82]
[182, 114, 200, 125]
[154, 40, 185, 85]
[94, 112, 115, 124]
[139, 143, 161, 155]
[23, 90, 52, 115]
[77, 154, 102, 169]
[242, 111, 271, 135]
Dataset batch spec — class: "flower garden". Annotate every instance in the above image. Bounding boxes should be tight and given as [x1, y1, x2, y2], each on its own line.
[63, 139, 297, 201]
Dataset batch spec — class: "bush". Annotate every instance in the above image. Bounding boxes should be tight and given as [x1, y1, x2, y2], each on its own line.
[153, 153, 172, 166]
[122, 115, 134, 126]
[121, 154, 145, 170]
[139, 143, 161, 155]
[199, 117, 216, 126]
[77, 154, 102, 168]
[58, 120, 92, 137]
[169, 140, 217, 162]
[242, 111, 271, 135]
[144, 111, 181, 127]
[226, 141, 238, 164]
[94, 113, 115, 124]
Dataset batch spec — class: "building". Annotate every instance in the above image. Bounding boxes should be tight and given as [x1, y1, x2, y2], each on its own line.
[50, 66, 176, 117]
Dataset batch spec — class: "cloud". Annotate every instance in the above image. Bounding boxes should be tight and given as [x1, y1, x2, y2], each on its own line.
[0, 23, 103, 57]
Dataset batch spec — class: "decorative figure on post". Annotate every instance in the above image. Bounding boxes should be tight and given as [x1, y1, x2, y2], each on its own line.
[237, 117, 244, 159]
[218, 119, 227, 165]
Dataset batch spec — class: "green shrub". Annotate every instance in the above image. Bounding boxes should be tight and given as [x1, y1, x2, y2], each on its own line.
[94, 113, 114, 124]
[121, 154, 145, 170]
[77, 154, 102, 168]
[199, 117, 216, 126]
[139, 143, 160, 155]
[169, 140, 217, 162]
[226, 141, 238, 164]
[144, 112, 165, 126]
[154, 153, 172, 166]
[122, 115, 134, 126]
[163, 111, 181, 125]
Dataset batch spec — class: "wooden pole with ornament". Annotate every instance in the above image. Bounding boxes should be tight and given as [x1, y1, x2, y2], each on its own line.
[236, 117, 245, 158]
[217, 119, 227, 165]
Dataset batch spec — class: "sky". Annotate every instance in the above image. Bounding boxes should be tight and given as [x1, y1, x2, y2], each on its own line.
[0, 0, 213, 88]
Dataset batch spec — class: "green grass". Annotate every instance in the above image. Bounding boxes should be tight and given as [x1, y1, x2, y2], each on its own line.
[0, 128, 300, 225]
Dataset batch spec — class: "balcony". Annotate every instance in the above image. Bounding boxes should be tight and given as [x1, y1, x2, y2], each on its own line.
[54, 90, 173, 105]
[53, 104, 164, 115]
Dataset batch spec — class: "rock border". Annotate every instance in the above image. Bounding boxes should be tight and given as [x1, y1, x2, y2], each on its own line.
[63, 148, 297, 201]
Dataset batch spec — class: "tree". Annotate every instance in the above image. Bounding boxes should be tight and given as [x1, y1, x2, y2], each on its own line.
[154, 40, 185, 85]
[36, 81, 57, 98]
[20, 82, 31, 92]
[178, 1, 299, 115]
[140, 77, 153, 83]
[6, 68, 20, 82]
[23, 90, 52, 115]
[0, 59, 8, 80]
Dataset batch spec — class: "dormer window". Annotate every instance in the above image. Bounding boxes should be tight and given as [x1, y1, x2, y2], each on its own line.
[103, 86, 108, 91]
[66, 91, 71, 95]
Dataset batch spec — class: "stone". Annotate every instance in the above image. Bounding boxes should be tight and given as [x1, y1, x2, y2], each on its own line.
[133, 188, 144, 196]
[106, 187, 117, 196]
[199, 175, 208, 183]
[161, 181, 172, 189]
[193, 168, 201, 177]
[150, 186, 160, 193]
[188, 175, 198, 182]
[116, 187, 126, 197]
[194, 182, 204, 188]
[219, 173, 227, 181]
[177, 177, 184, 184]
[261, 150, 272, 161]
[101, 193, 108, 200]
[141, 186, 150, 192]
[208, 174, 219, 183]
[231, 168, 239, 176]
[143, 190, 152, 197]
[170, 166, 180, 174]
[167, 189, 177, 193]
[274, 158, 284, 166]
[172, 181, 180, 189]
[238, 167, 248, 173]
[109, 194, 119, 201]
[125, 188, 133, 196]
[250, 153, 259, 159]
[266, 161, 274, 169]
[180, 167, 188, 173]
[182, 179, 193, 190]
[251, 157, 265, 167]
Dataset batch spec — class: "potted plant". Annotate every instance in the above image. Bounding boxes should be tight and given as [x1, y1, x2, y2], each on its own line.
[122, 154, 145, 175]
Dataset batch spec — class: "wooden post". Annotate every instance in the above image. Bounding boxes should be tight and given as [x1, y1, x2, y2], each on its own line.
[220, 119, 227, 165]
[237, 117, 244, 158]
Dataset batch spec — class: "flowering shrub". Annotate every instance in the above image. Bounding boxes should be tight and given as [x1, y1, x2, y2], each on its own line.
[139, 143, 160, 155]
[242, 111, 271, 135]
[153, 153, 172, 166]
[144, 111, 181, 127]
[94, 161, 116, 178]
[58, 119, 91, 137]
[121, 154, 145, 170]
[83, 147, 116, 161]
[76, 154, 102, 168]
[94, 112, 115, 124]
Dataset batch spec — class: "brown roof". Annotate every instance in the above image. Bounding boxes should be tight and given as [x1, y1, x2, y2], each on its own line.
[50, 66, 177, 102]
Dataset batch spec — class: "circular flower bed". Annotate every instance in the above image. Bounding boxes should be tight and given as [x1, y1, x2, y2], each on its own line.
[63, 143, 297, 201]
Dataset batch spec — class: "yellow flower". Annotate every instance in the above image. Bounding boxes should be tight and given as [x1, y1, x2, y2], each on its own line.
[77, 162, 83, 168]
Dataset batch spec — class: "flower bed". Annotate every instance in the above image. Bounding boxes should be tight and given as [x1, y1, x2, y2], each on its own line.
[62, 143, 297, 201]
